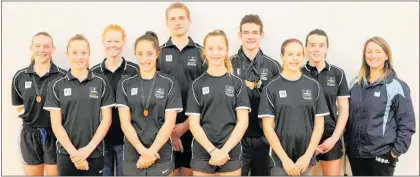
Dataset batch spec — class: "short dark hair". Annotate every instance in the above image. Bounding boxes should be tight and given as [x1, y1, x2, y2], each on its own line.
[240, 14, 263, 33]
[305, 29, 329, 47]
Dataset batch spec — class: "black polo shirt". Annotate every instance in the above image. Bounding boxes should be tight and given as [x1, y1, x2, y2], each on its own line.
[231, 47, 281, 137]
[258, 74, 329, 167]
[43, 70, 115, 158]
[91, 58, 139, 145]
[115, 72, 182, 153]
[302, 62, 350, 137]
[185, 72, 251, 146]
[11, 62, 66, 128]
[158, 37, 207, 124]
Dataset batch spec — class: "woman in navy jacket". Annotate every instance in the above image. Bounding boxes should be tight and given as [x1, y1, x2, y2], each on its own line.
[345, 36, 415, 176]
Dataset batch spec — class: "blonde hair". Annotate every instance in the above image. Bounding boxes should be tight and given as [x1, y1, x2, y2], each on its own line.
[202, 30, 233, 75]
[356, 36, 395, 84]
[67, 34, 90, 53]
[30, 32, 54, 63]
[102, 24, 127, 41]
[66, 34, 91, 68]
[165, 2, 191, 20]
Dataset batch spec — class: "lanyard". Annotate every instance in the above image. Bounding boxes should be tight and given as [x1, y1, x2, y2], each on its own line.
[139, 72, 157, 117]
[31, 75, 47, 103]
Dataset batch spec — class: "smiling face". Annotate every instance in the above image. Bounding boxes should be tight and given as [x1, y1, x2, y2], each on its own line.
[306, 34, 328, 63]
[281, 41, 305, 73]
[67, 39, 90, 70]
[166, 8, 191, 37]
[364, 41, 389, 71]
[135, 40, 159, 73]
[30, 34, 55, 63]
[240, 23, 264, 51]
[103, 30, 125, 58]
[203, 35, 228, 68]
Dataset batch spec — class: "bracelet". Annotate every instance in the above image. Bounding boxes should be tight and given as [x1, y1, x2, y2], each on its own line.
[209, 147, 216, 154]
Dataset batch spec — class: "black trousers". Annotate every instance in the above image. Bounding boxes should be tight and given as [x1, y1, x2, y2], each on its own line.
[241, 136, 270, 176]
[348, 152, 398, 176]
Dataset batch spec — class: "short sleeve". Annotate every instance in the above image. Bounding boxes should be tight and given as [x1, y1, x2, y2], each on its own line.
[315, 86, 330, 117]
[165, 79, 183, 112]
[234, 77, 251, 112]
[337, 71, 350, 98]
[43, 80, 61, 111]
[185, 83, 201, 116]
[100, 78, 115, 109]
[258, 84, 275, 118]
[115, 78, 129, 108]
[11, 72, 24, 106]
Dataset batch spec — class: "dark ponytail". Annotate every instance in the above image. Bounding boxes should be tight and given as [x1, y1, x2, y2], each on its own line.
[134, 31, 160, 53]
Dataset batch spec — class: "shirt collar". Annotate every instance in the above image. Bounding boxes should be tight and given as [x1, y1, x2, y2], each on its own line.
[304, 61, 330, 72]
[164, 36, 196, 48]
[26, 62, 60, 75]
[238, 46, 264, 62]
[66, 69, 94, 81]
[100, 57, 127, 73]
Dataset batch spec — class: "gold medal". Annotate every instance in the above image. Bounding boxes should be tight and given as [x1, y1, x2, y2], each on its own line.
[36, 96, 42, 103]
[143, 109, 149, 117]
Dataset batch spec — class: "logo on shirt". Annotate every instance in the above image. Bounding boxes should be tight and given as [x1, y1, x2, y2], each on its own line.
[131, 88, 138, 96]
[225, 85, 235, 97]
[89, 87, 99, 98]
[155, 88, 165, 98]
[261, 68, 269, 81]
[187, 56, 197, 66]
[279, 90, 287, 98]
[64, 88, 72, 96]
[302, 89, 312, 100]
[25, 81, 32, 89]
[166, 55, 172, 62]
[202, 87, 210, 95]
[374, 91, 381, 97]
[327, 76, 336, 87]
[237, 68, 241, 75]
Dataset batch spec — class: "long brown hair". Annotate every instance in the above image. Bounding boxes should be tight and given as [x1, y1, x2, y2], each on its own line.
[202, 30, 233, 75]
[356, 36, 395, 84]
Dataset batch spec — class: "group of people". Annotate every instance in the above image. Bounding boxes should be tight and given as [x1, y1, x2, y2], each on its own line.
[11, 2, 415, 176]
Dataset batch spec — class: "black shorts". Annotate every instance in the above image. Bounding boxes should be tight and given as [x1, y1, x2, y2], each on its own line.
[270, 165, 313, 176]
[316, 137, 343, 161]
[123, 140, 173, 163]
[190, 138, 242, 174]
[174, 130, 192, 169]
[123, 160, 174, 176]
[18, 125, 57, 165]
[57, 154, 104, 176]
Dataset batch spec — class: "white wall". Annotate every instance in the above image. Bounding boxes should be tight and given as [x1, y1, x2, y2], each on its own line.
[1, 2, 418, 175]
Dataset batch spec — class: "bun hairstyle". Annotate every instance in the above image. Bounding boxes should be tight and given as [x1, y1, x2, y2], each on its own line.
[134, 31, 160, 53]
